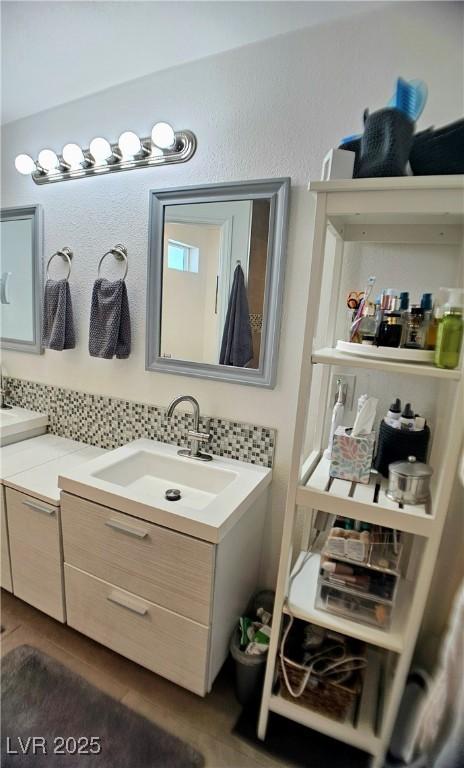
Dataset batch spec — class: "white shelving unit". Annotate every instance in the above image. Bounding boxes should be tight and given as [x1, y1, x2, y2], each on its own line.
[258, 176, 464, 767]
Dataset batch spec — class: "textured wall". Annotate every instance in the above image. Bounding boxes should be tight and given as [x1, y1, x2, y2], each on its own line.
[1, 2, 463, 609]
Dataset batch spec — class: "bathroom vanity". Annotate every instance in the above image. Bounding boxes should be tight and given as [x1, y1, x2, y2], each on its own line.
[0, 435, 106, 619]
[1, 435, 271, 696]
[58, 439, 271, 695]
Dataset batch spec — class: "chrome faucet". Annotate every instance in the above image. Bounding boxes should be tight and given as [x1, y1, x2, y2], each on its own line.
[0, 367, 12, 410]
[166, 395, 212, 462]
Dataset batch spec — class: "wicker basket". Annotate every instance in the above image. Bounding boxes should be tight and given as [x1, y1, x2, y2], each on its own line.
[278, 656, 363, 721]
[277, 620, 366, 722]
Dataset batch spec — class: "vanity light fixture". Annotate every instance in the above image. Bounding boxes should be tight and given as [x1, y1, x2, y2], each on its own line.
[62, 143, 86, 169]
[14, 121, 196, 185]
[37, 149, 60, 173]
[14, 154, 37, 175]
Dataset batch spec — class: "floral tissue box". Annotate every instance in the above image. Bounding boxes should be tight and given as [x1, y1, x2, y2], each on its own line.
[330, 426, 375, 484]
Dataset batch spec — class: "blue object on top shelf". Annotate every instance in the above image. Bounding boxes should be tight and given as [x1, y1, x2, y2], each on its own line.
[340, 133, 362, 146]
[388, 77, 428, 122]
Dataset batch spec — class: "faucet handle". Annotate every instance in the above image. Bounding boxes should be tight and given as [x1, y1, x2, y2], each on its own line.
[187, 429, 211, 444]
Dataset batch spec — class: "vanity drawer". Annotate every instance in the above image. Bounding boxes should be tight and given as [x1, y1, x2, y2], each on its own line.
[65, 564, 209, 695]
[5, 488, 65, 621]
[1, 486, 13, 592]
[61, 493, 214, 625]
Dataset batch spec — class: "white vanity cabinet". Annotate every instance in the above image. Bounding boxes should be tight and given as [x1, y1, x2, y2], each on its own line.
[1, 486, 13, 592]
[0, 435, 107, 622]
[5, 487, 65, 621]
[60, 487, 268, 696]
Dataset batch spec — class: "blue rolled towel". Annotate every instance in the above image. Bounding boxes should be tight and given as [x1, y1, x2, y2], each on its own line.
[89, 278, 131, 359]
[42, 278, 76, 350]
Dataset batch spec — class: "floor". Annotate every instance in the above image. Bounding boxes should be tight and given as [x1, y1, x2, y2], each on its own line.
[1, 590, 289, 768]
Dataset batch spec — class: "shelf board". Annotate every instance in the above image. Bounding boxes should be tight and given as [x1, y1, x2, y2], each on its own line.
[312, 347, 461, 381]
[308, 175, 464, 193]
[285, 552, 411, 654]
[297, 454, 434, 536]
[270, 647, 383, 756]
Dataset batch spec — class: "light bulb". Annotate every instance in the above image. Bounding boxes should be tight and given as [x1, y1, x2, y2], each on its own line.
[38, 149, 59, 172]
[14, 154, 36, 175]
[62, 143, 84, 168]
[151, 122, 175, 149]
[118, 131, 141, 158]
[89, 137, 112, 163]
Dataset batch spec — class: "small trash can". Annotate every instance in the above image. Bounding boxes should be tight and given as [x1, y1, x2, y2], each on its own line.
[229, 626, 267, 706]
[229, 589, 275, 706]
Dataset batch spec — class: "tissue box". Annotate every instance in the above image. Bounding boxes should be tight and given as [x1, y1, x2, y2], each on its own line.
[330, 427, 375, 484]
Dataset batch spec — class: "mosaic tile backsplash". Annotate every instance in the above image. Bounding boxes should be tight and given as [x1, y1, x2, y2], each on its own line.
[5, 377, 275, 468]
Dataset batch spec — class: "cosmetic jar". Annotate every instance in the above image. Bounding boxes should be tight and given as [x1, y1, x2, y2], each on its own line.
[386, 456, 433, 505]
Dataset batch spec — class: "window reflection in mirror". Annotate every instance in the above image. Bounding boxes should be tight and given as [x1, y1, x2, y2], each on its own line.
[160, 199, 270, 368]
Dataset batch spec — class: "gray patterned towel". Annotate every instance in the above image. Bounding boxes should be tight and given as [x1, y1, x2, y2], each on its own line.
[42, 279, 76, 350]
[219, 264, 253, 367]
[89, 278, 131, 359]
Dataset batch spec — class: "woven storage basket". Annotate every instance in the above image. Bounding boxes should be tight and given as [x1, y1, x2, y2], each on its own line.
[278, 656, 363, 721]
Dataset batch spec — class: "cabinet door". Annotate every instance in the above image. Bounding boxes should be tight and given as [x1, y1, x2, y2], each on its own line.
[61, 493, 214, 624]
[1, 486, 13, 592]
[6, 487, 65, 621]
[65, 564, 210, 696]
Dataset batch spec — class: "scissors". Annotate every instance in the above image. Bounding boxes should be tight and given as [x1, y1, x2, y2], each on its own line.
[347, 291, 364, 310]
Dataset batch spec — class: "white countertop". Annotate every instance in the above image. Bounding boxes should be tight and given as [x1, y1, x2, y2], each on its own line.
[58, 439, 272, 543]
[0, 434, 107, 505]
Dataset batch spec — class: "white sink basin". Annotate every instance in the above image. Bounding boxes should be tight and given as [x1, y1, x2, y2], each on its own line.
[0, 405, 48, 446]
[59, 439, 271, 543]
[93, 449, 236, 509]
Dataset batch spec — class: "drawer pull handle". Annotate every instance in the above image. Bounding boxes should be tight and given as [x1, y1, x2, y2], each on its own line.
[107, 591, 148, 616]
[22, 500, 55, 516]
[105, 518, 148, 539]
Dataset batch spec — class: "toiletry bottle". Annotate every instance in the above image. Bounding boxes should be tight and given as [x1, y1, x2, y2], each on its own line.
[421, 293, 433, 349]
[386, 398, 401, 428]
[359, 302, 377, 344]
[399, 292, 409, 345]
[376, 312, 403, 347]
[425, 302, 440, 350]
[435, 289, 464, 370]
[403, 306, 426, 349]
[400, 403, 415, 431]
[399, 292, 409, 312]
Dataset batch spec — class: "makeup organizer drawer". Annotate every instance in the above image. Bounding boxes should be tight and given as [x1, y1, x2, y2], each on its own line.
[61, 492, 215, 624]
[64, 564, 210, 695]
[317, 581, 393, 630]
[5, 487, 65, 621]
[318, 525, 402, 630]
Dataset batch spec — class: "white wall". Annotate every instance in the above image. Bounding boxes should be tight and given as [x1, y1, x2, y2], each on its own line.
[1, 1, 463, 623]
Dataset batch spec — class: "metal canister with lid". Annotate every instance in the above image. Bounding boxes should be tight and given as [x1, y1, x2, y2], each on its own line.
[386, 456, 433, 505]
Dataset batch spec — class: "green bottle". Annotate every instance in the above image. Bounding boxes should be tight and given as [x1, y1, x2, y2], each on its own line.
[435, 289, 464, 370]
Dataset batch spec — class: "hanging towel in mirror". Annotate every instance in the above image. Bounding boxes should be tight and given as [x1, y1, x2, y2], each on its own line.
[219, 264, 253, 367]
[89, 278, 131, 359]
[42, 278, 76, 350]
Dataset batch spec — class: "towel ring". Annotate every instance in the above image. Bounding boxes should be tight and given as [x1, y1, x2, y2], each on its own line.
[98, 244, 128, 280]
[46, 247, 73, 281]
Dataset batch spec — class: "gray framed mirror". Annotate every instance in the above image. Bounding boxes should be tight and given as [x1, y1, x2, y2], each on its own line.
[0, 205, 43, 354]
[146, 179, 289, 388]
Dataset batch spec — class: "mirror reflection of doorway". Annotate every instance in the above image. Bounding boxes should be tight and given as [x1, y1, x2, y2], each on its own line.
[161, 199, 270, 368]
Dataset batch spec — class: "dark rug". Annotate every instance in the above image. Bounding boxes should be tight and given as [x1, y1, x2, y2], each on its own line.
[233, 703, 370, 767]
[1, 645, 204, 767]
